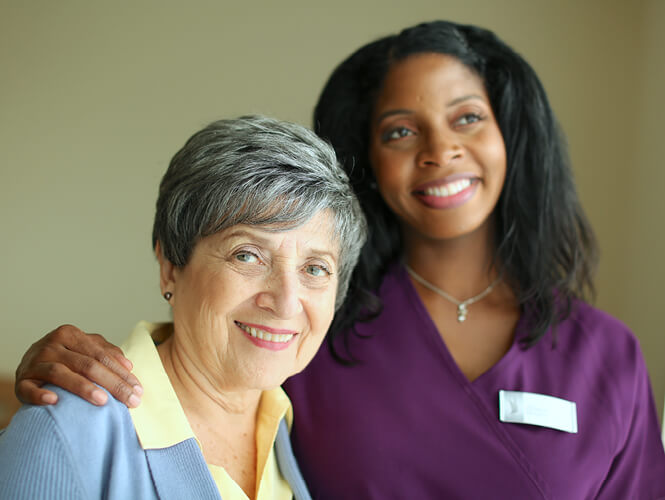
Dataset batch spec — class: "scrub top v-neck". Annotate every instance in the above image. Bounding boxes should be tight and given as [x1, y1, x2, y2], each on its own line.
[283, 262, 665, 499]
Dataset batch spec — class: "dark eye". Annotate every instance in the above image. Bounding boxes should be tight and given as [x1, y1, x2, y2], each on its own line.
[382, 126, 415, 142]
[454, 113, 483, 127]
[235, 252, 259, 264]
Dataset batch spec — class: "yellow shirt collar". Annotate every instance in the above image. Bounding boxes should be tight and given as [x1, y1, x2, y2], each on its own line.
[121, 321, 293, 500]
[122, 321, 194, 449]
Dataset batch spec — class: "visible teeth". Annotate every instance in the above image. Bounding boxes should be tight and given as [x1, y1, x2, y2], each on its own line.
[425, 179, 471, 197]
[238, 323, 294, 343]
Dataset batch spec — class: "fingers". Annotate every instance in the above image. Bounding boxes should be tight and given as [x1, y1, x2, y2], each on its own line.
[17, 362, 109, 406]
[14, 324, 143, 408]
[113, 352, 134, 372]
[19, 352, 143, 408]
[14, 379, 59, 405]
[75, 333, 141, 389]
[86, 333, 134, 372]
[74, 349, 143, 407]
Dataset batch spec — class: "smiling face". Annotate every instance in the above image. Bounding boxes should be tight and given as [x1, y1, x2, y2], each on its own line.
[159, 210, 339, 392]
[369, 53, 507, 243]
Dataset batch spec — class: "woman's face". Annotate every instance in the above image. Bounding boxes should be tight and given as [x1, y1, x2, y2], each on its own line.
[162, 210, 339, 392]
[369, 53, 506, 243]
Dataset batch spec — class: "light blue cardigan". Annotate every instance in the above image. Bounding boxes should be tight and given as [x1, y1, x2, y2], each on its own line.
[0, 386, 311, 499]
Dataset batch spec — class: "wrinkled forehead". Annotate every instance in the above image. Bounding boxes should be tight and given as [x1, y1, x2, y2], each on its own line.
[220, 209, 341, 260]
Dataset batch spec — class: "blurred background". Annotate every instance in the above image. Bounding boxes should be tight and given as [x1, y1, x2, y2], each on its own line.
[1, 0, 663, 430]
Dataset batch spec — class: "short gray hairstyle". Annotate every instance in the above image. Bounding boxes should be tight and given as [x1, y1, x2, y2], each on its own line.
[152, 115, 367, 308]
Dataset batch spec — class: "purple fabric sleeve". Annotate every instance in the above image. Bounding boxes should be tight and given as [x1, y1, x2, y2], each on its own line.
[594, 349, 665, 498]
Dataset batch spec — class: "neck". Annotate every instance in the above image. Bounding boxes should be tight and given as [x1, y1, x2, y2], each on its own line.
[157, 330, 260, 499]
[157, 334, 261, 424]
[403, 221, 498, 300]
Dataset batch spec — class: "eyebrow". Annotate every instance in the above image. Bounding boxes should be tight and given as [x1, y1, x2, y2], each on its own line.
[447, 94, 485, 106]
[224, 228, 270, 243]
[374, 94, 487, 125]
[223, 228, 339, 263]
[374, 108, 413, 125]
[306, 248, 338, 264]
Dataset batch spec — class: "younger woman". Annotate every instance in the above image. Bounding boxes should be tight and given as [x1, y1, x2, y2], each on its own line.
[14, 21, 665, 499]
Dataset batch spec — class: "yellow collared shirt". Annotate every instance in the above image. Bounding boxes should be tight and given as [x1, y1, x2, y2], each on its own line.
[121, 321, 293, 500]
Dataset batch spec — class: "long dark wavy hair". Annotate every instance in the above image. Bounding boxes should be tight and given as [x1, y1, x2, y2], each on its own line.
[314, 20, 598, 361]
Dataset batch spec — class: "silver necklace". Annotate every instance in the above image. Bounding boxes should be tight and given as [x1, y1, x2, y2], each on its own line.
[405, 264, 501, 323]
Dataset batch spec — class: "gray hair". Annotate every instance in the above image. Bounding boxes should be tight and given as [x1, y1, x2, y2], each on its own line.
[152, 115, 367, 308]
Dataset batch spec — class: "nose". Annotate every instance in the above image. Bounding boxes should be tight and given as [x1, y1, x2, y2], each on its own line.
[255, 269, 303, 319]
[416, 131, 463, 168]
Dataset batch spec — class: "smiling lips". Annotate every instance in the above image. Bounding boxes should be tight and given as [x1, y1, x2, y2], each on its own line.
[236, 321, 297, 351]
[414, 176, 478, 209]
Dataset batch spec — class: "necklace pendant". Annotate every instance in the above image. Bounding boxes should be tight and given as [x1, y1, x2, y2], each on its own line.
[405, 264, 501, 324]
[457, 304, 468, 323]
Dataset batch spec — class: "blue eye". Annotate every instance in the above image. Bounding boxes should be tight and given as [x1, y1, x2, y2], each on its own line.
[305, 264, 330, 277]
[235, 252, 259, 263]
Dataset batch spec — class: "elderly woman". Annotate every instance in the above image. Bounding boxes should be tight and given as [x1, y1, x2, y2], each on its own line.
[0, 115, 366, 499]
[16, 20, 665, 498]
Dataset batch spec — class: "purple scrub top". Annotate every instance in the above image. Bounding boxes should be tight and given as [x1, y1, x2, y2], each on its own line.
[283, 263, 665, 499]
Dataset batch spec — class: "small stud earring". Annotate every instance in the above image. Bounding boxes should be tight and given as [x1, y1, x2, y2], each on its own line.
[163, 291, 172, 301]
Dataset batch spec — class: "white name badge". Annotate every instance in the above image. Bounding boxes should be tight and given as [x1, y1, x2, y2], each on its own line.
[499, 390, 578, 433]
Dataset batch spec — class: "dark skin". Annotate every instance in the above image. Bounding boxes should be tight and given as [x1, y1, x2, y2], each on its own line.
[15, 324, 143, 407]
[367, 54, 518, 380]
[15, 54, 519, 406]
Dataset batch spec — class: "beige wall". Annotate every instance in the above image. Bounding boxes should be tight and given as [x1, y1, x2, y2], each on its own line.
[1, 1, 663, 421]
[629, 0, 665, 423]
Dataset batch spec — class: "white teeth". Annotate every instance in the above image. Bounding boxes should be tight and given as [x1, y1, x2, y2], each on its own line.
[238, 323, 294, 343]
[424, 179, 471, 197]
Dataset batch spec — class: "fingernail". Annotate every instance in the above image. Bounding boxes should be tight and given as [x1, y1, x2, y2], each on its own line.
[133, 385, 143, 396]
[41, 393, 58, 404]
[92, 389, 108, 405]
[128, 394, 141, 408]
